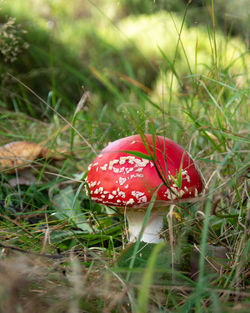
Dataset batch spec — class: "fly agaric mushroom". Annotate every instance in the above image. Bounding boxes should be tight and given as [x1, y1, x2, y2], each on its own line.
[86, 134, 203, 243]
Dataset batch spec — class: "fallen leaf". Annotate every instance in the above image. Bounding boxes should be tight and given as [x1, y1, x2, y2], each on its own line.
[45, 148, 69, 160]
[0, 141, 67, 173]
[0, 141, 47, 173]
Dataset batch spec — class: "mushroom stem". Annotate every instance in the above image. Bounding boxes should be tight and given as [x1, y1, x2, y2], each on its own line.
[125, 210, 164, 243]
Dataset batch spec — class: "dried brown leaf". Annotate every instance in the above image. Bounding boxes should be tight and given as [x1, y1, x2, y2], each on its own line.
[0, 141, 68, 174]
[0, 141, 48, 173]
[45, 148, 69, 160]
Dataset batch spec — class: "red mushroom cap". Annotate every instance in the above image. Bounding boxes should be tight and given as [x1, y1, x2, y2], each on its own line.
[86, 134, 203, 208]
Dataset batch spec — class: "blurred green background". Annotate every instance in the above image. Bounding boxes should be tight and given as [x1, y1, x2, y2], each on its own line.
[1, 0, 249, 118]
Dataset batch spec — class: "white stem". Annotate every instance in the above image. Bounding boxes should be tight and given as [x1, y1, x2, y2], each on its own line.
[125, 210, 164, 243]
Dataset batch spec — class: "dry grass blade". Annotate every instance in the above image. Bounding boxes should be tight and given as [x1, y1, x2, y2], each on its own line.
[167, 204, 176, 277]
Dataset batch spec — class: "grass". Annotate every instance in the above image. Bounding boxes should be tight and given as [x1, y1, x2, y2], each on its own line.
[0, 1, 249, 312]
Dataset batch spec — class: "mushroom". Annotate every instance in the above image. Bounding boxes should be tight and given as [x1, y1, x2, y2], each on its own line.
[86, 134, 203, 243]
